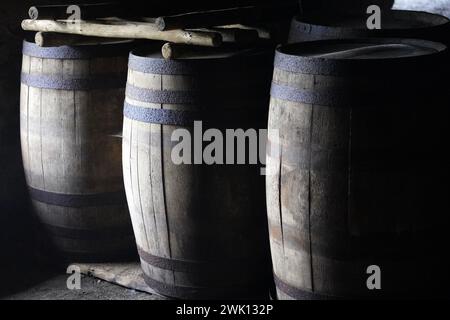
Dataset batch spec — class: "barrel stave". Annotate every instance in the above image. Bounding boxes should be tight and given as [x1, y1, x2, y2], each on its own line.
[20, 41, 134, 260]
[123, 50, 272, 298]
[268, 39, 449, 299]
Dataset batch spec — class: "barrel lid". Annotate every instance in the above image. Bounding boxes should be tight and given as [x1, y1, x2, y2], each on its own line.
[288, 40, 440, 60]
[22, 40, 134, 59]
[275, 38, 447, 75]
[128, 45, 273, 75]
[294, 10, 449, 30]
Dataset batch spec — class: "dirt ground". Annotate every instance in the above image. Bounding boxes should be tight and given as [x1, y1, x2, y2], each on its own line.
[2, 273, 164, 300]
[0, 254, 166, 300]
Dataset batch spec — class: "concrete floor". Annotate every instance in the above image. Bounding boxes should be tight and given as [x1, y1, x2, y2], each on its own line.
[2, 273, 165, 300]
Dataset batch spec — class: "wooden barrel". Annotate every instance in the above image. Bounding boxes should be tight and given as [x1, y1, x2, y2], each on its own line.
[289, 10, 450, 43]
[267, 38, 450, 299]
[20, 41, 136, 261]
[123, 47, 273, 299]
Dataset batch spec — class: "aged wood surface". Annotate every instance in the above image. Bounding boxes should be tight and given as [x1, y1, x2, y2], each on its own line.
[22, 19, 222, 47]
[123, 50, 273, 299]
[267, 40, 449, 299]
[20, 43, 135, 260]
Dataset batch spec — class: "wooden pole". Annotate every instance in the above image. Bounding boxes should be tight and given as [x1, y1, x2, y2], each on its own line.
[218, 24, 272, 39]
[162, 43, 222, 60]
[190, 27, 259, 44]
[22, 19, 222, 47]
[156, 7, 252, 31]
[161, 42, 179, 59]
[155, 5, 296, 31]
[161, 42, 254, 60]
[35, 32, 128, 47]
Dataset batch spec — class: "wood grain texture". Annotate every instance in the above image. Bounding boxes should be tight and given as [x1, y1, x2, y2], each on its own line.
[123, 50, 273, 299]
[267, 42, 450, 299]
[20, 45, 135, 261]
[22, 19, 223, 47]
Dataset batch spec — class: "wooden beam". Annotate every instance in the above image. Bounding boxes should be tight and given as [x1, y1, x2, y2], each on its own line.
[218, 24, 272, 39]
[34, 32, 128, 47]
[155, 5, 296, 31]
[190, 27, 259, 44]
[22, 19, 222, 47]
[161, 42, 248, 60]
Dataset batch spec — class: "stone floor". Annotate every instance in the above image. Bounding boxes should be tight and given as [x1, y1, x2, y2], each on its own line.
[3, 273, 164, 300]
[0, 253, 166, 300]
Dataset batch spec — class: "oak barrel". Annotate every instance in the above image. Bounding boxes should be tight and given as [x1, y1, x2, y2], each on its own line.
[20, 40, 136, 261]
[123, 47, 273, 299]
[267, 38, 450, 299]
[289, 10, 450, 43]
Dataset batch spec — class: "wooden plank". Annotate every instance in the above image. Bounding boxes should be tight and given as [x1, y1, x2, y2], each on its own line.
[27, 57, 44, 190]
[20, 54, 31, 185]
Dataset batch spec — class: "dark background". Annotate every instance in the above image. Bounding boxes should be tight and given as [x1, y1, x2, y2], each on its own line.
[0, 0, 449, 294]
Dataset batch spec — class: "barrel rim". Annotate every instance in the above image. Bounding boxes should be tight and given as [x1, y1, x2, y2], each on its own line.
[292, 9, 450, 31]
[277, 37, 447, 59]
[275, 37, 447, 75]
[22, 39, 134, 59]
